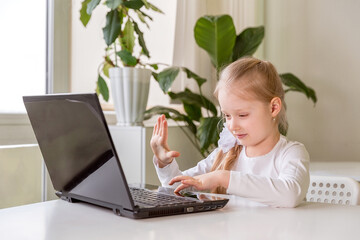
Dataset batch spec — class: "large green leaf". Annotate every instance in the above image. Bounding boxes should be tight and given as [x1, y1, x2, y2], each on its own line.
[121, 19, 135, 53]
[157, 67, 180, 93]
[183, 102, 202, 122]
[133, 22, 150, 58]
[197, 117, 221, 153]
[280, 73, 317, 104]
[194, 15, 236, 70]
[80, 0, 92, 26]
[232, 26, 265, 61]
[306, 88, 317, 104]
[152, 72, 159, 81]
[97, 74, 109, 101]
[86, 0, 101, 15]
[157, 67, 207, 93]
[106, 0, 123, 9]
[144, 106, 197, 134]
[182, 67, 206, 88]
[103, 9, 121, 46]
[168, 88, 217, 116]
[116, 49, 137, 66]
[124, 0, 144, 10]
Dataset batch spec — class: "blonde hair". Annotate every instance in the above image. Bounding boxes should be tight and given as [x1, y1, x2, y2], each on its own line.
[211, 57, 287, 193]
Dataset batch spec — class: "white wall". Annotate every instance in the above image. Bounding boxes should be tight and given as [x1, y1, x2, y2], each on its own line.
[265, 0, 360, 162]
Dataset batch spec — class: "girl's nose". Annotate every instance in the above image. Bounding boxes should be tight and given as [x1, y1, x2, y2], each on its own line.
[228, 119, 240, 132]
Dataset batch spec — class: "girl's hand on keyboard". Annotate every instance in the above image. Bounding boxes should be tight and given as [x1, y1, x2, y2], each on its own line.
[169, 170, 231, 193]
[150, 115, 180, 168]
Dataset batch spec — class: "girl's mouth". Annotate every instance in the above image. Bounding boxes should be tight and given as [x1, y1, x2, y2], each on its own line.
[235, 134, 247, 139]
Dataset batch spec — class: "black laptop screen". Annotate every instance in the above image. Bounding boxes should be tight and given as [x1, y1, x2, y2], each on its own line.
[24, 94, 134, 210]
[24, 96, 113, 191]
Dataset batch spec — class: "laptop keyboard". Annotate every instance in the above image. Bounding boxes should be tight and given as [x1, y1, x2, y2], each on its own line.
[130, 187, 197, 207]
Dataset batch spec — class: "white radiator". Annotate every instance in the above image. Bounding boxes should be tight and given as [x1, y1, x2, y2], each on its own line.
[0, 144, 42, 209]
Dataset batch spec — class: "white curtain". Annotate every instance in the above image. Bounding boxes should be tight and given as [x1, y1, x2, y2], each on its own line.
[171, 0, 265, 101]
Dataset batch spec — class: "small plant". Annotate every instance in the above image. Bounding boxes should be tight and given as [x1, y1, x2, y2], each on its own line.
[145, 14, 317, 157]
[80, 0, 162, 101]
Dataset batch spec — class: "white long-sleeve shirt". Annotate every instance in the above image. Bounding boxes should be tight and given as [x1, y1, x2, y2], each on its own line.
[154, 135, 310, 208]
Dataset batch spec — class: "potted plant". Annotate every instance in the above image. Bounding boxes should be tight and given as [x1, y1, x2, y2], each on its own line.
[145, 14, 317, 157]
[80, 0, 162, 126]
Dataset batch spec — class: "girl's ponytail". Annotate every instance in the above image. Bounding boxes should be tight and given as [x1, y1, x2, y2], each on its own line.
[210, 145, 242, 193]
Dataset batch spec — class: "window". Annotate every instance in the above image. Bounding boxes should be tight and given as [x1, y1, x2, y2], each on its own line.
[0, 0, 71, 145]
[0, 1, 46, 113]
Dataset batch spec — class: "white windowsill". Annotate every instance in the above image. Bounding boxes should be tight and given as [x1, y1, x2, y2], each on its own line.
[0, 112, 118, 126]
[0, 110, 186, 146]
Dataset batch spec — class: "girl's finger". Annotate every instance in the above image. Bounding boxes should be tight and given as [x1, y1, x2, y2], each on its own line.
[174, 183, 190, 193]
[153, 122, 158, 136]
[168, 175, 191, 185]
[162, 118, 168, 141]
[182, 178, 196, 186]
[166, 150, 180, 159]
[168, 177, 178, 185]
[159, 116, 164, 137]
[155, 116, 161, 135]
[182, 179, 201, 190]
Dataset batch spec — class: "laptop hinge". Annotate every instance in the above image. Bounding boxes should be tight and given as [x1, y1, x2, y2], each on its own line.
[113, 206, 125, 216]
[56, 191, 78, 203]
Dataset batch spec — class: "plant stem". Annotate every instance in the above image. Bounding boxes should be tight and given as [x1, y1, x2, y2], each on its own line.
[199, 87, 211, 117]
[114, 43, 118, 67]
[97, 62, 104, 75]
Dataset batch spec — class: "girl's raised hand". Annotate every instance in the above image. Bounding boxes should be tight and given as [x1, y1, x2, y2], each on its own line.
[150, 115, 180, 168]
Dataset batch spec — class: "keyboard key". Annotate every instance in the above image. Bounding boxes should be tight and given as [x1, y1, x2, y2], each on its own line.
[130, 187, 197, 207]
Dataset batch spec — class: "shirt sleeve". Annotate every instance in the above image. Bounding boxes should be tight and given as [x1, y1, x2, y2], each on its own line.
[226, 144, 310, 208]
[153, 148, 220, 187]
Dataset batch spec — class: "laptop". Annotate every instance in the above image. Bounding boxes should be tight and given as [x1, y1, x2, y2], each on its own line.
[23, 93, 229, 219]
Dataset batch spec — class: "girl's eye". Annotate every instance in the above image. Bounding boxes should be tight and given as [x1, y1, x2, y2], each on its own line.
[239, 114, 248, 118]
[224, 114, 231, 119]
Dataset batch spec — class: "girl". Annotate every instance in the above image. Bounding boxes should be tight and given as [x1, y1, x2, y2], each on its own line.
[150, 57, 310, 208]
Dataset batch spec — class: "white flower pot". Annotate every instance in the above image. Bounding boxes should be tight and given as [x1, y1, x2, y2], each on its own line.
[109, 67, 152, 126]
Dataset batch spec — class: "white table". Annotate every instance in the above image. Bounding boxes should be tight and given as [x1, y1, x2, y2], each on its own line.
[310, 161, 360, 181]
[1, 197, 360, 240]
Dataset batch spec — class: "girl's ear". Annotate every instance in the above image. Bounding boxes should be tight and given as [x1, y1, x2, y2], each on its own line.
[270, 97, 282, 117]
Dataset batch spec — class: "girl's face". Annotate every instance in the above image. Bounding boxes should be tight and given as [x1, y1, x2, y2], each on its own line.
[217, 85, 280, 157]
